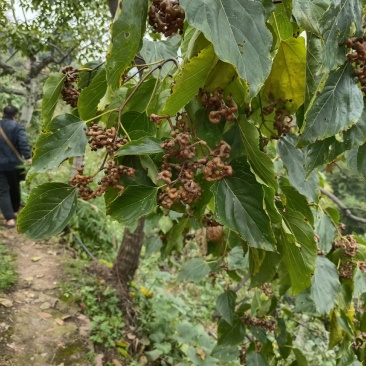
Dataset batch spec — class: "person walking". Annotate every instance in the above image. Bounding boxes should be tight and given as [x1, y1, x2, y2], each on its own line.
[0, 105, 32, 228]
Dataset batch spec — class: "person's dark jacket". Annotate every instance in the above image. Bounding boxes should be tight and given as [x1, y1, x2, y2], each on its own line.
[0, 117, 31, 171]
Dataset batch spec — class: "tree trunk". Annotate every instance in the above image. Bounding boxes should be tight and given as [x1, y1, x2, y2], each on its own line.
[20, 79, 38, 126]
[112, 216, 146, 287]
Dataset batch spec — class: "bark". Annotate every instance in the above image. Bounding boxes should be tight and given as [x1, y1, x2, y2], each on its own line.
[112, 216, 146, 287]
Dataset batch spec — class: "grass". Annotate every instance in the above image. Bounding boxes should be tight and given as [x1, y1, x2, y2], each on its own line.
[0, 242, 17, 290]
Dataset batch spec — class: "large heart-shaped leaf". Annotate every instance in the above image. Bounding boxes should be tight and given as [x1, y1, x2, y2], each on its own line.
[140, 38, 179, 78]
[181, 0, 273, 98]
[210, 159, 276, 251]
[216, 291, 237, 325]
[292, 0, 330, 35]
[18, 183, 77, 240]
[310, 256, 340, 314]
[161, 44, 217, 116]
[263, 37, 306, 111]
[30, 114, 88, 173]
[116, 137, 163, 156]
[106, 185, 157, 227]
[177, 258, 211, 282]
[238, 116, 277, 190]
[42, 73, 66, 128]
[105, 0, 148, 92]
[78, 68, 107, 120]
[278, 227, 312, 295]
[277, 134, 319, 202]
[299, 63, 363, 147]
[320, 0, 363, 73]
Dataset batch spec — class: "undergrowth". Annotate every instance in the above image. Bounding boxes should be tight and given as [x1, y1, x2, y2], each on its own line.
[0, 241, 17, 290]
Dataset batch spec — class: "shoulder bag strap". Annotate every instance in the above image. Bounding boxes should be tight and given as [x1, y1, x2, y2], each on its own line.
[0, 125, 24, 163]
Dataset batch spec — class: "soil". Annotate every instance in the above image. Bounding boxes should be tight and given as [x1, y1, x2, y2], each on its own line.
[0, 227, 93, 366]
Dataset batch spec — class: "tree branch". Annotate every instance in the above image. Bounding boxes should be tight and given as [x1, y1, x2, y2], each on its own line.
[319, 187, 366, 224]
[0, 61, 16, 75]
[0, 84, 26, 96]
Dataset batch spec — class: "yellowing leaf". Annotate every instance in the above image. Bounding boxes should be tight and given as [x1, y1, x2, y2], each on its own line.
[31, 257, 42, 262]
[263, 37, 306, 111]
[161, 44, 218, 116]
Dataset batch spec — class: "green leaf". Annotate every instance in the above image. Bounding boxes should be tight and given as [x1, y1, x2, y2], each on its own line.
[228, 245, 247, 271]
[305, 33, 325, 109]
[177, 258, 211, 282]
[181, 0, 273, 98]
[304, 137, 344, 174]
[238, 116, 277, 190]
[353, 267, 366, 298]
[310, 256, 340, 314]
[279, 177, 314, 226]
[210, 159, 276, 251]
[211, 345, 240, 361]
[18, 183, 77, 240]
[42, 73, 66, 127]
[356, 142, 366, 179]
[298, 63, 363, 147]
[77, 68, 107, 120]
[292, 0, 330, 35]
[293, 348, 308, 366]
[30, 114, 88, 174]
[282, 208, 317, 272]
[314, 210, 336, 254]
[140, 38, 179, 78]
[162, 44, 217, 116]
[116, 137, 163, 156]
[106, 186, 157, 227]
[277, 134, 319, 202]
[263, 37, 306, 111]
[217, 318, 245, 346]
[267, 4, 293, 50]
[246, 352, 268, 366]
[279, 222, 316, 295]
[124, 111, 156, 137]
[216, 291, 237, 325]
[166, 217, 189, 254]
[320, 0, 363, 72]
[105, 0, 148, 92]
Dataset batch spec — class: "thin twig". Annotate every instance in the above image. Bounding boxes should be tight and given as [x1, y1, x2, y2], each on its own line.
[319, 187, 366, 224]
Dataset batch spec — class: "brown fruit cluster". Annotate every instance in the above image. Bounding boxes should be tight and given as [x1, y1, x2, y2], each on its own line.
[199, 88, 238, 124]
[359, 262, 366, 274]
[346, 36, 366, 96]
[204, 215, 224, 243]
[152, 113, 233, 209]
[70, 161, 135, 200]
[86, 124, 128, 155]
[338, 262, 355, 280]
[333, 235, 358, 257]
[261, 283, 273, 298]
[273, 108, 293, 136]
[148, 0, 185, 37]
[61, 65, 80, 108]
[242, 314, 277, 332]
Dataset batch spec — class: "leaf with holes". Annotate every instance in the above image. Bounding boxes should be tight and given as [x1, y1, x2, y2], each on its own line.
[106, 0, 148, 92]
[181, 0, 272, 98]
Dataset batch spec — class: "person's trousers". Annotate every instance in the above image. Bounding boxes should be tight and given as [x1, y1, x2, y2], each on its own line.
[0, 170, 22, 220]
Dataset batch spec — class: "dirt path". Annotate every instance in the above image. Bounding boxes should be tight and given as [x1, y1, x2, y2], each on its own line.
[0, 227, 93, 366]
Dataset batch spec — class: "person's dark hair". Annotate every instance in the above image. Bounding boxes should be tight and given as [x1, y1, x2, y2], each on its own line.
[3, 105, 19, 119]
